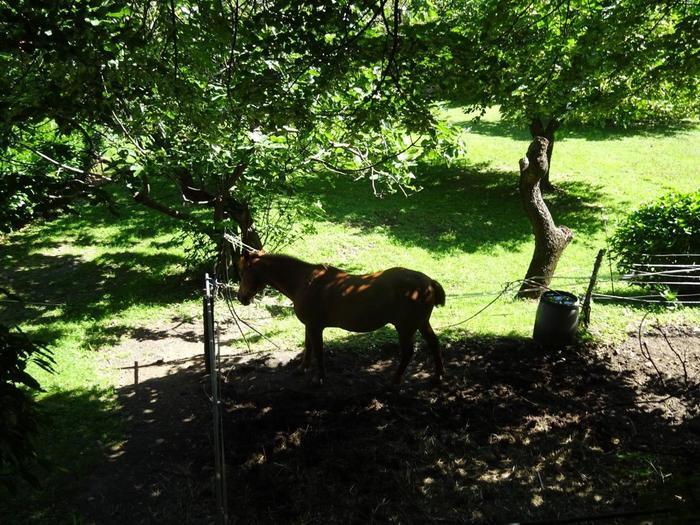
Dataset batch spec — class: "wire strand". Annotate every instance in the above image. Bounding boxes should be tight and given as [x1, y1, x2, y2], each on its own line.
[437, 281, 520, 330]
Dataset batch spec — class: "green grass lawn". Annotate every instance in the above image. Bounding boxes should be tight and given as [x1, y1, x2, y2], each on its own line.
[1, 107, 699, 521]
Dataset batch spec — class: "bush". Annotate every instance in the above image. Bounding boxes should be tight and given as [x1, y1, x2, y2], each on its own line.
[0, 300, 54, 490]
[0, 129, 106, 233]
[0, 171, 50, 232]
[610, 191, 700, 287]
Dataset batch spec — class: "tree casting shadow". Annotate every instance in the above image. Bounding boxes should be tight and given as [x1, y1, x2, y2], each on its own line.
[297, 162, 607, 254]
[456, 116, 697, 142]
[0, 248, 199, 349]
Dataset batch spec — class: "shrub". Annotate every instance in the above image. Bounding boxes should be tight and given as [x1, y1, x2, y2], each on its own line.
[610, 191, 700, 289]
[0, 299, 54, 490]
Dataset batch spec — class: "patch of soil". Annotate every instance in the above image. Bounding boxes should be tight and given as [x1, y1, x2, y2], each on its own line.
[607, 323, 700, 425]
[78, 318, 215, 524]
[76, 320, 700, 524]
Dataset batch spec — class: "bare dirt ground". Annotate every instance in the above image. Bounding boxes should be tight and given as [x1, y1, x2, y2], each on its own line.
[77, 319, 700, 524]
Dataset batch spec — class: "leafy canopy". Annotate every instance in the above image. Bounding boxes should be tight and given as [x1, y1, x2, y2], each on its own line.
[1, 0, 460, 243]
[419, 0, 700, 126]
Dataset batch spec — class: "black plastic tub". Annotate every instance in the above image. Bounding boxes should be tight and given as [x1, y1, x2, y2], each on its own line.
[533, 290, 580, 347]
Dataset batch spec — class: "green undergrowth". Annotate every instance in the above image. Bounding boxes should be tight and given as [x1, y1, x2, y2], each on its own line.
[1, 107, 699, 521]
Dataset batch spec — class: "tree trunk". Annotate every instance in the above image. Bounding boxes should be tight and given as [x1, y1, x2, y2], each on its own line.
[529, 117, 560, 192]
[214, 195, 264, 279]
[517, 136, 573, 299]
[176, 167, 263, 250]
[224, 198, 262, 251]
[176, 166, 263, 281]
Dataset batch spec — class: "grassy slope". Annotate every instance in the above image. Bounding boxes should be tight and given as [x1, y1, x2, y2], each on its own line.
[1, 108, 699, 521]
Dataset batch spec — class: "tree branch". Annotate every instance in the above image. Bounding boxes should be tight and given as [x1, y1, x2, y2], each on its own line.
[111, 110, 146, 155]
[133, 174, 216, 239]
[309, 136, 421, 175]
[18, 142, 105, 178]
[176, 168, 216, 204]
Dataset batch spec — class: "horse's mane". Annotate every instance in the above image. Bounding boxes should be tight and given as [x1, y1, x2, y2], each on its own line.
[261, 253, 327, 270]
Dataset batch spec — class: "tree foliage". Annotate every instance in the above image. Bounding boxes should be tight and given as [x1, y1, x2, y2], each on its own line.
[1, 0, 460, 250]
[433, 0, 700, 127]
[1, 0, 698, 236]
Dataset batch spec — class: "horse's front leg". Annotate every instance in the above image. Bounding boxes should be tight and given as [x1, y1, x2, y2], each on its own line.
[306, 325, 325, 386]
[298, 329, 312, 373]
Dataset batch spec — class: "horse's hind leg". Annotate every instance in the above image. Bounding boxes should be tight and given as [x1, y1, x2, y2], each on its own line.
[393, 329, 416, 385]
[420, 321, 445, 383]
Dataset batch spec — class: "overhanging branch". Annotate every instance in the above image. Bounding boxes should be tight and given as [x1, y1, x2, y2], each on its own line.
[133, 174, 217, 239]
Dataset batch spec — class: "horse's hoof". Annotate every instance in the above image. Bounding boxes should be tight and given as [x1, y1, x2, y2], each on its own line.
[388, 378, 402, 392]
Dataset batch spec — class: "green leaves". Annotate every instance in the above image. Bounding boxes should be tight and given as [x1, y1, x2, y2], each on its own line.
[0, 319, 55, 491]
[0, 0, 471, 251]
[610, 190, 700, 273]
[432, 0, 700, 127]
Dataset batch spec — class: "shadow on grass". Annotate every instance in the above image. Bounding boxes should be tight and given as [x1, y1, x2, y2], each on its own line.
[0, 387, 120, 524]
[0, 190, 201, 349]
[457, 116, 697, 142]
[0, 250, 198, 346]
[6, 185, 186, 253]
[33, 330, 698, 524]
[0, 156, 608, 347]
[298, 162, 608, 254]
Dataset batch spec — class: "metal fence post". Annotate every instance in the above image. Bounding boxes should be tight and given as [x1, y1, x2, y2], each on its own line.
[203, 274, 228, 524]
[203, 276, 214, 374]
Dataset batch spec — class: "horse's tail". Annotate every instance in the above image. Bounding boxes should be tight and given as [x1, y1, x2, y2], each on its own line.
[431, 279, 446, 307]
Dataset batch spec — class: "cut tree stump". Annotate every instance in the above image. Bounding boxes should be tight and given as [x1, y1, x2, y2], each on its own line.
[517, 136, 573, 299]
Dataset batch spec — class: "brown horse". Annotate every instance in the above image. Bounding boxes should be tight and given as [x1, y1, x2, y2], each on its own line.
[236, 251, 446, 385]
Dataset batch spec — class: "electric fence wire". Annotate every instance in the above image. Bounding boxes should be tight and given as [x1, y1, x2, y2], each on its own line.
[222, 232, 260, 255]
[437, 280, 524, 330]
[630, 263, 700, 267]
[211, 265, 699, 354]
[218, 234, 281, 350]
[622, 268, 700, 278]
[4, 247, 697, 358]
[640, 253, 700, 257]
[591, 294, 700, 305]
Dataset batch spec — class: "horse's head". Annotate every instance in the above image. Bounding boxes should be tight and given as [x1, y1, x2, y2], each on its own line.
[237, 250, 265, 305]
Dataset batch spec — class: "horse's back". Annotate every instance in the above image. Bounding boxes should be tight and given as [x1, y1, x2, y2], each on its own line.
[302, 266, 443, 332]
